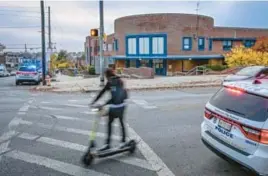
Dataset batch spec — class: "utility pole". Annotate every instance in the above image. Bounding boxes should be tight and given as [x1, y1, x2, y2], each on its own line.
[48, 6, 52, 51]
[99, 0, 104, 86]
[40, 0, 46, 85]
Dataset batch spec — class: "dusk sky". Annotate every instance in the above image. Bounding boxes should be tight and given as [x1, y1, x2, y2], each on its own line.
[0, 0, 267, 52]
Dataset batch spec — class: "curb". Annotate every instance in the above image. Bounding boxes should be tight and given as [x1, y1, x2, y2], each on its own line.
[30, 83, 221, 93]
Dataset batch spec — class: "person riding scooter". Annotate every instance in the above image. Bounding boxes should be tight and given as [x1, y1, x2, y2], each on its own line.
[90, 68, 128, 151]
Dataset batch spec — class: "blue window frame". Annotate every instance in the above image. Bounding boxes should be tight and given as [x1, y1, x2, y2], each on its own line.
[113, 39, 119, 51]
[198, 37, 205, 51]
[126, 37, 137, 55]
[125, 34, 167, 56]
[223, 40, 232, 51]
[139, 37, 150, 55]
[209, 39, 212, 51]
[182, 37, 192, 51]
[244, 40, 255, 48]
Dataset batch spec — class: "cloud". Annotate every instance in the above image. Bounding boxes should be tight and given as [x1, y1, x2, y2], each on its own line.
[0, 1, 266, 52]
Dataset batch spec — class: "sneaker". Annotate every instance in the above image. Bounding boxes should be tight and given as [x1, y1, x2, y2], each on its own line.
[97, 144, 110, 152]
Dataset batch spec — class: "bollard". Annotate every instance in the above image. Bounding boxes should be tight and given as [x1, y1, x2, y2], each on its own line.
[45, 75, 51, 86]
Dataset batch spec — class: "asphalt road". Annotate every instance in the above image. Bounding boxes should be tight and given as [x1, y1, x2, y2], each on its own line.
[0, 76, 254, 176]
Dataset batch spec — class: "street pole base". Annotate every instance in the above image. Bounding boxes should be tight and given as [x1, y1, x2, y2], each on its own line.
[99, 77, 105, 87]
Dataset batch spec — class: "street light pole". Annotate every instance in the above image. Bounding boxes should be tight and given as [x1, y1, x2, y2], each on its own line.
[40, 0, 46, 85]
[99, 0, 104, 86]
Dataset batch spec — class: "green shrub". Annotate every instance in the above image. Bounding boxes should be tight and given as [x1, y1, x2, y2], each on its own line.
[88, 65, 95, 75]
[207, 65, 228, 71]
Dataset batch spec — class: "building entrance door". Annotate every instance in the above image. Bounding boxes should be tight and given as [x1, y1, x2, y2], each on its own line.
[153, 59, 166, 75]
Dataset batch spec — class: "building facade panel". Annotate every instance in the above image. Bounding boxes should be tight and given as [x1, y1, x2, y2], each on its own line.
[87, 13, 268, 76]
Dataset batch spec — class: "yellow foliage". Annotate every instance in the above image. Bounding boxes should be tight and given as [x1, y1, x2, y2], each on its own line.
[225, 45, 268, 67]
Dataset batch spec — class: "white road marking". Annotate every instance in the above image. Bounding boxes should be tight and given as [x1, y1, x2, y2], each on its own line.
[46, 115, 119, 127]
[19, 104, 30, 112]
[37, 106, 63, 111]
[18, 132, 154, 171]
[41, 101, 52, 104]
[18, 120, 121, 140]
[68, 100, 78, 102]
[64, 104, 88, 108]
[17, 112, 26, 115]
[5, 150, 111, 176]
[127, 124, 175, 176]
[81, 111, 96, 115]
[0, 98, 34, 161]
[0, 131, 18, 143]
[132, 99, 157, 109]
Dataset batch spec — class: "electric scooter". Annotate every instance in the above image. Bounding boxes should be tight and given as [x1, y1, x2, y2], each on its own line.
[82, 105, 136, 166]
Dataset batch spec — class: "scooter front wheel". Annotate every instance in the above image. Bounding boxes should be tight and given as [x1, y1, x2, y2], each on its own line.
[82, 152, 94, 166]
[128, 140, 136, 154]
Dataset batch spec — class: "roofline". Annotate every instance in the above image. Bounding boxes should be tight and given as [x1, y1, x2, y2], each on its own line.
[112, 54, 224, 60]
[214, 26, 268, 31]
[115, 13, 214, 22]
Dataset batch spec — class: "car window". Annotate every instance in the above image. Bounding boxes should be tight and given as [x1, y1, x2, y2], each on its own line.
[19, 67, 36, 72]
[236, 66, 264, 76]
[209, 87, 268, 122]
[257, 69, 268, 77]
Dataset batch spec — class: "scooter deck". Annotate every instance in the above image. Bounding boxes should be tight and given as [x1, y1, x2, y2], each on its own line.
[95, 146, 132, 158]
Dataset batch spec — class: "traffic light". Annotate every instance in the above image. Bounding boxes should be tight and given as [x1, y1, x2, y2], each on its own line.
[90, 29, 98, 37]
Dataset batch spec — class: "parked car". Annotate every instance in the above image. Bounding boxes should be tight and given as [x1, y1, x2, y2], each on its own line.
[15, 65, 41, 85]
[201, 79, 268, 176]
[10, 70, 17, 76]
[0, 65, 9, 77]
[223, 66, 268, 83]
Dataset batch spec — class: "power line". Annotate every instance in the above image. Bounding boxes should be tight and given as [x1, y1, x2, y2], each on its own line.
[0, 5, 40, 9]
[0, 13, 43, 18]
[0, 26, 48, 29]
[0, 9, 41, 13]
[4, 44, 41, 46]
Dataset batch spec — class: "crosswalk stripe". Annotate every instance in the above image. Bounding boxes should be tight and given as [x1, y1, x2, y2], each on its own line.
[127, 125, 175, 176]
[35, 106, 63, 111]
[47, 115, 119, 127]
[18, 132, 154, 171]
[5, 150, 111, 176]
[18, 120, 121, 140]
[132, 99, 157, 109]
[64, 104, 89, 108]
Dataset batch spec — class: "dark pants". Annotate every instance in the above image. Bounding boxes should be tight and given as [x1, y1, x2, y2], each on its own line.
[106, 106, 126, 145]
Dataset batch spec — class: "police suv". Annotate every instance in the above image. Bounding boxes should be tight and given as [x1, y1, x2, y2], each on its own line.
[201, 78, 268, 176]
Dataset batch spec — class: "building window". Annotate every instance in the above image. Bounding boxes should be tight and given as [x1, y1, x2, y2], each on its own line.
[152, 37, 164, 54]
[139, 37, 150, 54]
[113, 39, 118, 51]
[209, 39, 212, 51]
[108, 44, 112, 51]
[198, 37, 205, 51]
[182, 37, 192, 51]
[244, 40, 255, 48]
[127, 38, 136, 55]
[223, 40, 232, 51]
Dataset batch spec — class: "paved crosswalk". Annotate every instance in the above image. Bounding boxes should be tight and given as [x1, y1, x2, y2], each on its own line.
[0, 97, 174, 176]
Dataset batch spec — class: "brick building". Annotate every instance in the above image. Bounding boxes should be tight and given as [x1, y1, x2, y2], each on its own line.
[87, 13, 268, 76]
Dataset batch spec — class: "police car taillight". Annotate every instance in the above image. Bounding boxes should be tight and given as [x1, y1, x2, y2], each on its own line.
[226, 87, 244, 95]
[242, 126, 268, 145]
[204, 108, 213, 119]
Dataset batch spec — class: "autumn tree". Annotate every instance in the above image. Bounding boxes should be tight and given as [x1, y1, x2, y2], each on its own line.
[57, 50, 68, 61]
[252, 36, 268, 52]
[225, 46, 268, 67]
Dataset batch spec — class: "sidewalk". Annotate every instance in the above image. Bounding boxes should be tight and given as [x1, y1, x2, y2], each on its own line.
[32, 74, 226, 93]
